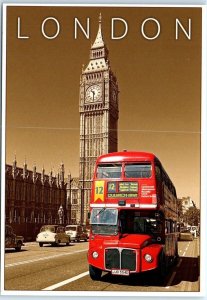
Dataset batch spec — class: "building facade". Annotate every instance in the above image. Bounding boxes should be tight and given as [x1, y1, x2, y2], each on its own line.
[5, 158, 75, 240]
[177, 196, 196, 227]
[79, 15, 119, 223]
[179, 196, 196, 214]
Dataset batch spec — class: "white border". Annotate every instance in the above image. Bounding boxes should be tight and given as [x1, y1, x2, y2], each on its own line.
[1, 2, 7, 297]
[0, 3, 206, 6]
[200, 4, 207, 299]
[1, 3, 206, 299]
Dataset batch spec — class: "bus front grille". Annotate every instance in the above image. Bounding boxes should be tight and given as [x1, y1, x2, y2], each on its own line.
[105, 248, 120, 269]
[121, 249, 136, 271]
[105, 248, 136, 271]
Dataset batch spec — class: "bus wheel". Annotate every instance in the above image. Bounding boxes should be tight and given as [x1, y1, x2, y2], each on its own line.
[89, 265, 102, 281]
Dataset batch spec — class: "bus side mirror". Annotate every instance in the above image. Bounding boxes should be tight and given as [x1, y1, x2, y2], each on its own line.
[87, 212, 90, 219]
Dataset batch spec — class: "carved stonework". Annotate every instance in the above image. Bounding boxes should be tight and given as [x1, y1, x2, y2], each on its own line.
[78, 15, 119, 224]
[5, 160, 69, 228]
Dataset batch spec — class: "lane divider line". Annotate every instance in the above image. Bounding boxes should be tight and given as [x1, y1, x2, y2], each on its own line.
[42, 271, 89, 291]
[5, 249, 87, 268]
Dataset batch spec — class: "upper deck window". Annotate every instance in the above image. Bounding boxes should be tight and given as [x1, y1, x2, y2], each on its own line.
[125, 163, 151, 178]
[96, 164, 122, 179]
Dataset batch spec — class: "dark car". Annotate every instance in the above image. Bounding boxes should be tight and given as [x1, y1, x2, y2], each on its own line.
[5, 225, 24, 252]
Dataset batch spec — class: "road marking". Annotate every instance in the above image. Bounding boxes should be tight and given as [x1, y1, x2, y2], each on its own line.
[183, 241, 191, 255]
[42, 271, 89, 291]
[185, 241, 190, 251]
[5, 249, 87, 268]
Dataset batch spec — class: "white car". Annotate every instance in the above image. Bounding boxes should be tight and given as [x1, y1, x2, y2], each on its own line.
[36, 225, 70, 247]
[190, 226, 198, 238]
[65, 225, 88, 242]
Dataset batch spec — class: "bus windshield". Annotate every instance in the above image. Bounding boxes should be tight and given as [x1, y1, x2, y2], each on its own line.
[90, 208, 118, 235]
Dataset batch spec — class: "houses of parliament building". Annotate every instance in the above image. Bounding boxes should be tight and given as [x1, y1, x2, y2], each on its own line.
[5, 15, 119, 240]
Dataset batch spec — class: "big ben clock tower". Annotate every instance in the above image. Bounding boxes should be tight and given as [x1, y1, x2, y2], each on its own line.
[79, 14, 119, 224]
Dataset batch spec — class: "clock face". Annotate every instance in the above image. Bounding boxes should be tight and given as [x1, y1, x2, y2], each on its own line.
[86, 85, 102, 102]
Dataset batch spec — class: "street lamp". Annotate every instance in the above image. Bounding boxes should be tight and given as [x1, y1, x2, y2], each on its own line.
[58, 205, 64, 225]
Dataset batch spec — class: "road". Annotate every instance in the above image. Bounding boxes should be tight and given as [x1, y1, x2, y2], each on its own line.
[4, 238, 200, 292]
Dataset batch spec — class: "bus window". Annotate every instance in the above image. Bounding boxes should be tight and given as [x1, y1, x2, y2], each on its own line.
[125, 163, 151, 178]
[120, 211, 162, 236]
[96, 164, 122, 179]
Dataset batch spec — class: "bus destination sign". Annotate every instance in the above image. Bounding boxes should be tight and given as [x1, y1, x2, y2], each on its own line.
[108, 193, 138, 198]
[119, 182, 138, 192]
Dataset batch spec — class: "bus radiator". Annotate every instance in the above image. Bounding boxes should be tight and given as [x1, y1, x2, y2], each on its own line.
[105, 248, 136, 271]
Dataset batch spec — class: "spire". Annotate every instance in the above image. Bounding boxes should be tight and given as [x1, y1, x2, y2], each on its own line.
[41, 166, 45, 184]
[23, 157, 27, 179]
[83, 13, 109, 74]
[12, 154, 17, 178]
[49, 169, 53, 186]
[60, 162, 65, 185]
[13, 154, 17, 168]
[66, 172, 72, 188]
[33, 163, 37, 182]
[67, 172, 71, 183]
[57, 172, 60, 187]
[91, 13, 104, 49]
[23, 157, 27, 167]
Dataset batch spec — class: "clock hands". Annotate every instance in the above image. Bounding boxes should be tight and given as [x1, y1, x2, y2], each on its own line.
[91, 90, 95, 100]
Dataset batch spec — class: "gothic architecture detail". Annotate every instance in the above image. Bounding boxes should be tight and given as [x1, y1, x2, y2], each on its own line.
[79, 14, 119, 224]
[5, 159, 78, 240]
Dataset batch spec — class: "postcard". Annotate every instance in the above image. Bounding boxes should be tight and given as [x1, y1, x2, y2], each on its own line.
[1, 3, 206, 298]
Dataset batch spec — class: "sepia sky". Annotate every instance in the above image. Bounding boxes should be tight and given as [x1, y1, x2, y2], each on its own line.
[5, 6, 201, 206]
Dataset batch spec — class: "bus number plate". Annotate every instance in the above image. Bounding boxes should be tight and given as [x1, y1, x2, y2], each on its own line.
[111, 269, 130, 276]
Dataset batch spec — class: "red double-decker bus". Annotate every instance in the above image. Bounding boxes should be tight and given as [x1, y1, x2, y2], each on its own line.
[88, 151, 178, 280]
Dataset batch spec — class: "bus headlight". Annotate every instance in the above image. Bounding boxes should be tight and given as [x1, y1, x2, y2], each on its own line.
[92, 251, 99, 259]
[144, 254, 153, 263]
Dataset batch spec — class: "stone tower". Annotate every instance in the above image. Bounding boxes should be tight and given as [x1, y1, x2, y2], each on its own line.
[79, 14, 119, 224]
